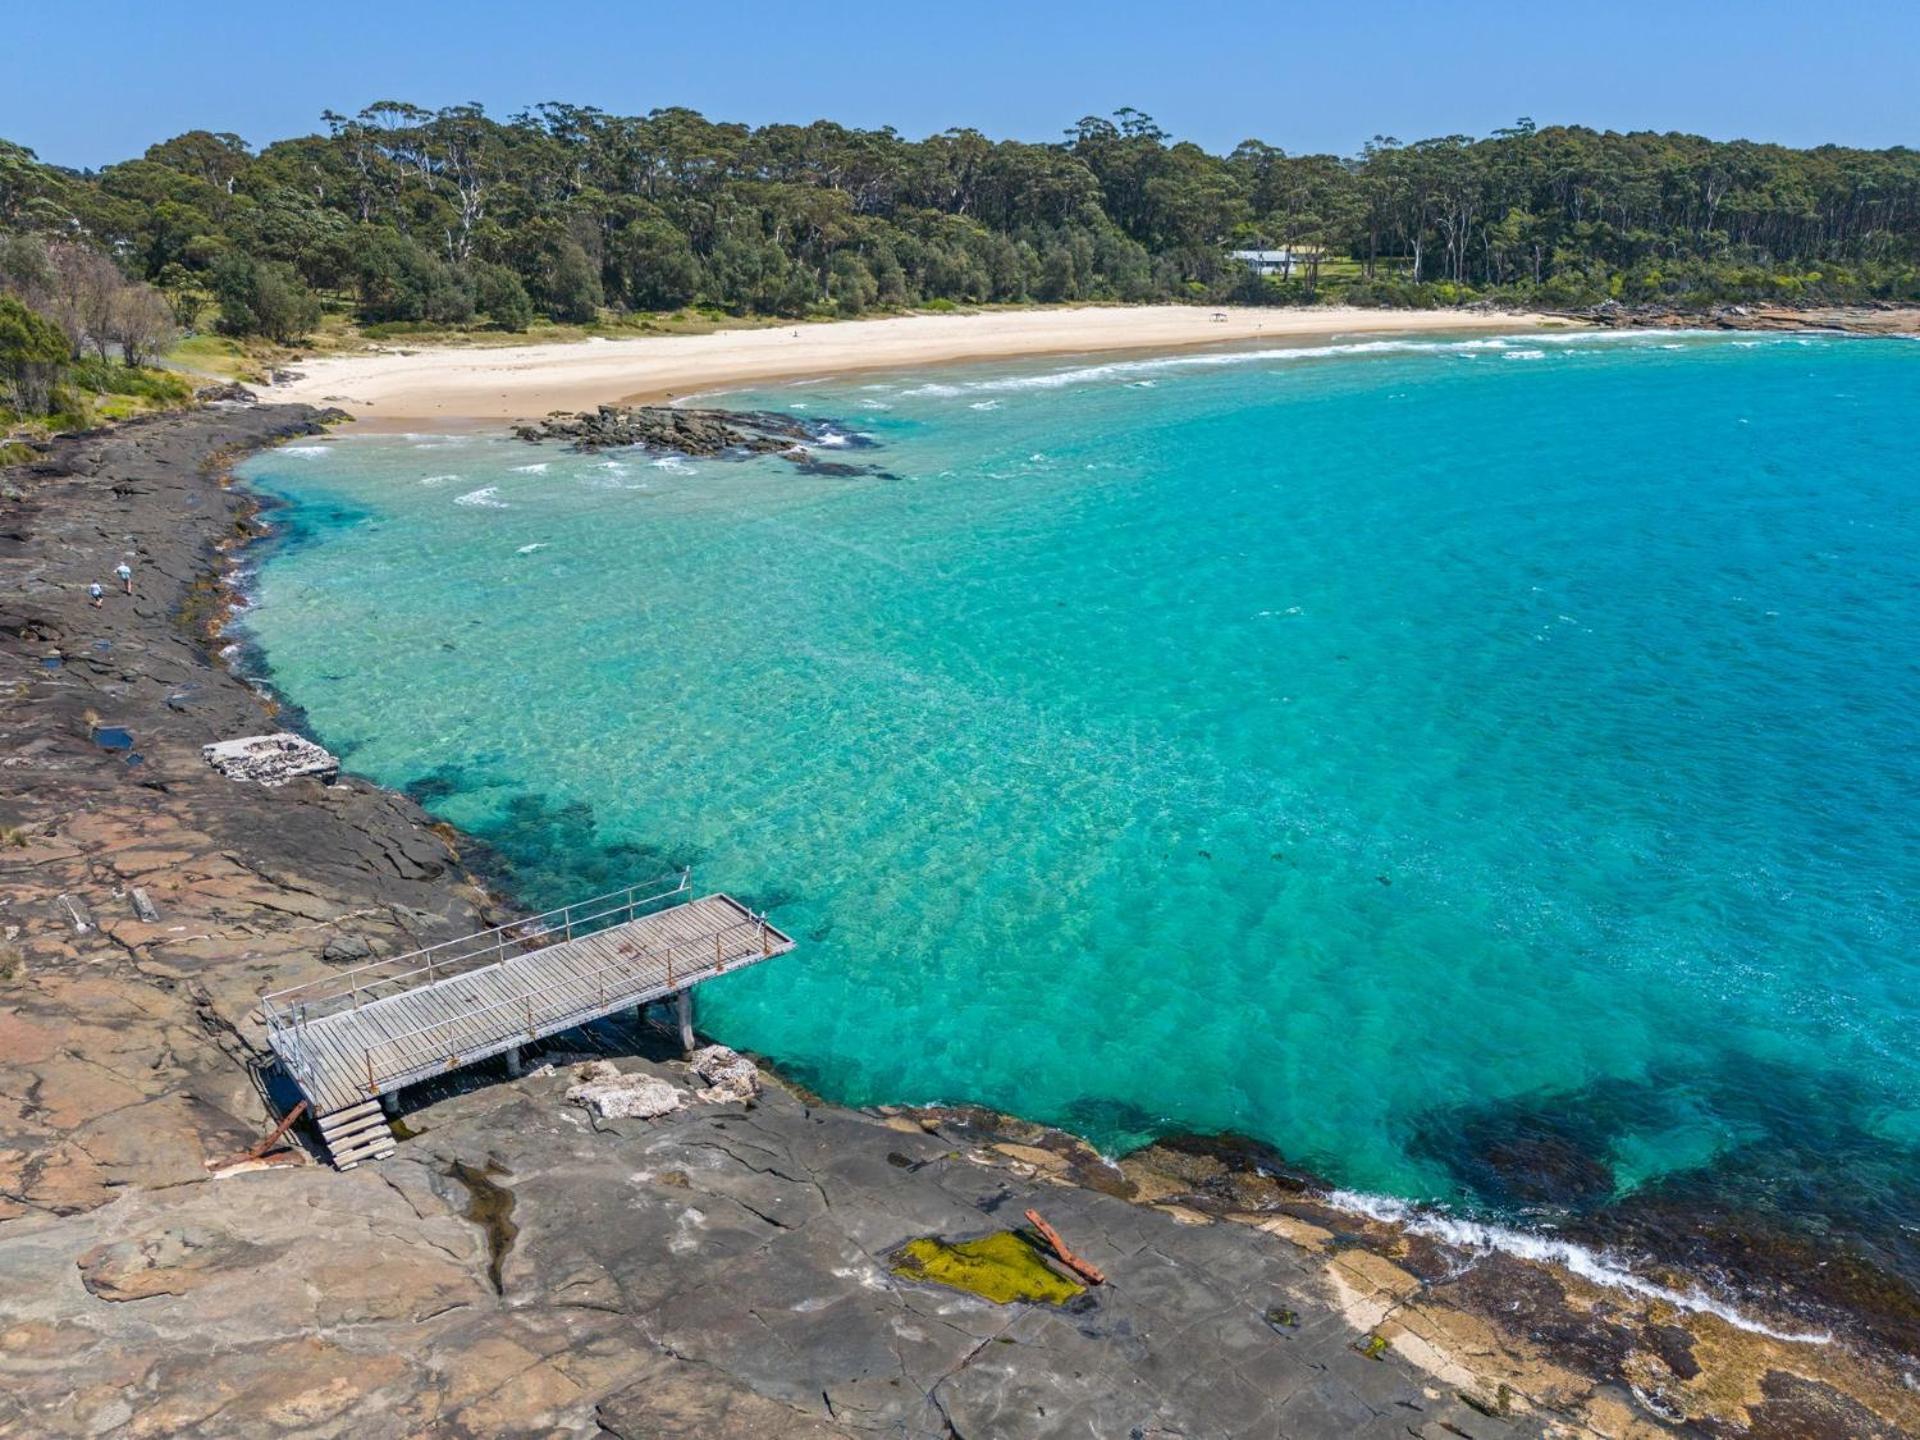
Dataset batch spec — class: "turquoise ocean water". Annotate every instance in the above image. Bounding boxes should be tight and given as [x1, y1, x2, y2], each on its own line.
[237, 329, 1919, 1322]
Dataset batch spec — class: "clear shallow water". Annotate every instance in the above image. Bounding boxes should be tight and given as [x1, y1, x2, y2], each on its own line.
[238, 330, 1920, 1309]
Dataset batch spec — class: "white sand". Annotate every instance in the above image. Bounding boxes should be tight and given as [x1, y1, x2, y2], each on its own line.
[269, 305, 1561, 429]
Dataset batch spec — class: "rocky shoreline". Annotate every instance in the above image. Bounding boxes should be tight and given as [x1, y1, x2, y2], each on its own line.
[2, 402, 1916, 1438]
[1550, 300, 1920, 336]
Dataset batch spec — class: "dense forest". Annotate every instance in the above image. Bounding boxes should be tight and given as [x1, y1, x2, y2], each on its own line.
[5, 103, 1920, 417]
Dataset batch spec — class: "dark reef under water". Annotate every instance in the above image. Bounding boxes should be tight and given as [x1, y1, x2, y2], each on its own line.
[383, 775, 1920, 1356]
[231, 344, 1920, 1365]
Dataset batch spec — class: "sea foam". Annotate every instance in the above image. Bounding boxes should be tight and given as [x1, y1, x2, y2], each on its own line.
[904, 330, 1724, 396]
[1327, 1189, 1831, 1344]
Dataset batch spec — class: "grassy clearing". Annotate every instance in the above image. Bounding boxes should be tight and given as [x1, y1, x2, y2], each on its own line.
[2, 360, 196, 446]
[168, 333, 279, 383]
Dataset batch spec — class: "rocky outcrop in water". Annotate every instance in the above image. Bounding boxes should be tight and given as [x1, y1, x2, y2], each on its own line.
[512, 403, 894, 478]
[510, 404, 805, 454]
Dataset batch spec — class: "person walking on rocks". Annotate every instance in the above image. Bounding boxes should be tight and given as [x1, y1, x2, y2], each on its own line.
[115, 561, 133, 594]
[88, 582, 104, 608]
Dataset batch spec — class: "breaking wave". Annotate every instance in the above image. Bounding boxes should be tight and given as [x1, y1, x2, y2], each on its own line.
[907, 329, 1738, 396]
[1327, 1189, 1831, 1344]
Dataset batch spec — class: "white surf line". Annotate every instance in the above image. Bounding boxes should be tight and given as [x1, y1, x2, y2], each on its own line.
[1328, 1189, 1833, 1344]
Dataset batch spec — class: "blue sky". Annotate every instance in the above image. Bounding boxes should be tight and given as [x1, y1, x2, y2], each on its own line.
[7, 0, 1916, 168]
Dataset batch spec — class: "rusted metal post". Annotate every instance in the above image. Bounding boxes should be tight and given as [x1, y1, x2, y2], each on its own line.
[365, 1047, 376, 1094]
[1025, 1210, 1106, 1285]
[245, 1100, 308, 1160]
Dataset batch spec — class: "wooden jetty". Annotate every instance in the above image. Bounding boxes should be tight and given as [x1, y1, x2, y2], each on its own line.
[261, 872, 794, 1167]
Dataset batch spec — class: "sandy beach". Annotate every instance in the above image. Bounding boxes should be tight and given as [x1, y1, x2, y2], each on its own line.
[270, 305, 1559, 427]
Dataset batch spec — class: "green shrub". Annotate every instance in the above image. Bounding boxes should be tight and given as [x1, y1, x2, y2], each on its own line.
[473, 263, 534, 331]
[0, 296, 68, 415]
[68, 357, 193, 403]
[213, 254, 320, 342]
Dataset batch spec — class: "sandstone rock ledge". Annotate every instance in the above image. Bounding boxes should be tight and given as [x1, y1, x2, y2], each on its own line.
[2, 407, 1913, 1440]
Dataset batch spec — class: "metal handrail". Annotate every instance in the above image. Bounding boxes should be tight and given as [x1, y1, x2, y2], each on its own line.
[261, 869, 691, 1029]
[355, 913, 780, 1089]
[369, 914, 771, 1051]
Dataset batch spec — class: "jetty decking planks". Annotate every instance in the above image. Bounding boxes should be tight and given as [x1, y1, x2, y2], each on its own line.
[269, 893, 792, 1114]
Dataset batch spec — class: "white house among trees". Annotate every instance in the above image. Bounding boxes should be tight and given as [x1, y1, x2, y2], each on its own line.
[1229, 248, 1314, 275]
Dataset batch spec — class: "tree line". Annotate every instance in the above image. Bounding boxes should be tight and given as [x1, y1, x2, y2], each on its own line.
[1, 230, 180, 419]
[4, 103, 1920, 401]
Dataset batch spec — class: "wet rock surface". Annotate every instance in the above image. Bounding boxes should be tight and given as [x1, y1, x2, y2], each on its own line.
[1, 406, 1915, 1438]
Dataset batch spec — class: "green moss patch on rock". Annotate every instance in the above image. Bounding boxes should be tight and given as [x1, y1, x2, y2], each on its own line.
[890, 1231, 1086, 1306]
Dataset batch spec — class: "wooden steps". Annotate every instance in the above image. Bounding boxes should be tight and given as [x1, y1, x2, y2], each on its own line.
[316, 1099, 395, 1169]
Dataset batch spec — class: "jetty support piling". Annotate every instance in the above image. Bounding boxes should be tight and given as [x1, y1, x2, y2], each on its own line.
[675, 989, 695, 1056]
